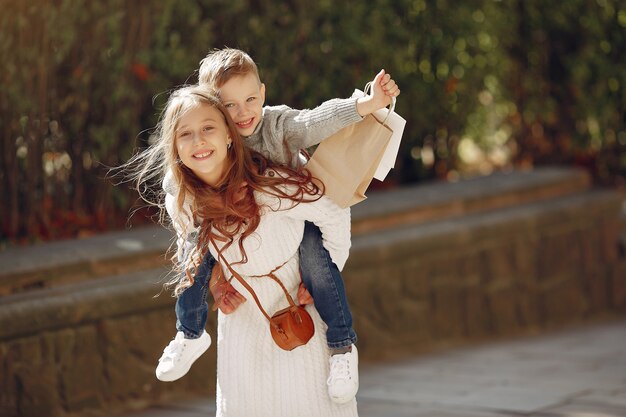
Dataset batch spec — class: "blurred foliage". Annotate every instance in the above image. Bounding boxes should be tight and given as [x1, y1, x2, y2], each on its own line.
[0, 0, 624, 245]
[500, 0, 626, 182]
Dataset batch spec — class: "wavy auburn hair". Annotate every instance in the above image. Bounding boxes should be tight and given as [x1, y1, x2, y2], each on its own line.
[125, 85, 321, 295]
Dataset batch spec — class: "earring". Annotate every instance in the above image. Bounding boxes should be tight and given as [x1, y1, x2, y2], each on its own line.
[227, 142, 232, 149]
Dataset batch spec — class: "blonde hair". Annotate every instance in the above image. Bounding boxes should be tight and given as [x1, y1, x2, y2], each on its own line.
[198, 48, 261, 89]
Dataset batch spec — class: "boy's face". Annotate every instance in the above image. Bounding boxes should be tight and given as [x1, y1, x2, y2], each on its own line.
[218, 73, 265, 137]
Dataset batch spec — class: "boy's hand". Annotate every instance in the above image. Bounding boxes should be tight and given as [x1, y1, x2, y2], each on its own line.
[372, 69, 400, 106]
[356, 69, 401, 117]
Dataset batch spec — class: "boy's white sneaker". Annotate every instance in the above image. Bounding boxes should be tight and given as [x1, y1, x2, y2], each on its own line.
[327, 345, 359, 403]
[155, 330, 211, 382]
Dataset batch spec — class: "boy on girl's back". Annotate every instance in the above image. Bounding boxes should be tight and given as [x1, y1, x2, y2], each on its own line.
[157, 48, 400, 404]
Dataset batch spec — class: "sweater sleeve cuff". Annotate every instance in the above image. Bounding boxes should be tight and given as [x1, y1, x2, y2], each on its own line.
[336, 97, 364, 126]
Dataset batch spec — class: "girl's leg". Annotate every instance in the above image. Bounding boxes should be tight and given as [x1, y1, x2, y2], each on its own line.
[299, 221, 357, 349]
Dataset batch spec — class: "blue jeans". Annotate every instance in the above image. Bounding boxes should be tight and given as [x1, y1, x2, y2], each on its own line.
[298, 221, 357, 348]
[175, 252, 213, 339]
[175, 221, 357, 348]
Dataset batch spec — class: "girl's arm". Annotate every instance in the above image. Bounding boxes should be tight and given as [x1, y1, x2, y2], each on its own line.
[281, 193, 351, 271]
[165, 192, 197, 265]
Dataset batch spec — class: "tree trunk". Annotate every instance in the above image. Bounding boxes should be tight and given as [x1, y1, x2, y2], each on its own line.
[511, 0, 531, 166]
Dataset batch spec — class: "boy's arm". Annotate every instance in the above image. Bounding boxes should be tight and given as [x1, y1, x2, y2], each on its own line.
[271, 97, 362, 153]
[272, 69, 400, 153]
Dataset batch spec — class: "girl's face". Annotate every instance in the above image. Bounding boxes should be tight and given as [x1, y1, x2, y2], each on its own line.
[175, 103, 232, 186]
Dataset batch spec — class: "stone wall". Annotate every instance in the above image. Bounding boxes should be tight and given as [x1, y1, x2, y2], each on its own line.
[348, 189, 626, 360]
[0, 167, 624, 417]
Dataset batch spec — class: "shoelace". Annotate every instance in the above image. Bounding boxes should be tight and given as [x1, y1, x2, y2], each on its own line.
[327, 354, 351, 385]
[159, 335, 186, 362]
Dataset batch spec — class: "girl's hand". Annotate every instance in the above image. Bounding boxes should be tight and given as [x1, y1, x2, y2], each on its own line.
[297, 282, 314, 305]
[209, 264, 247, 314]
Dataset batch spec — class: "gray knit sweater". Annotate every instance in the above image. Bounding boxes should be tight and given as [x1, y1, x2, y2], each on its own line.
[164, 97, 362, 261]
[243, 97, 362, 167]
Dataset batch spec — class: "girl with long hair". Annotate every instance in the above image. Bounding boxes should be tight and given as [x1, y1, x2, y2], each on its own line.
[128, 85, 357, 417]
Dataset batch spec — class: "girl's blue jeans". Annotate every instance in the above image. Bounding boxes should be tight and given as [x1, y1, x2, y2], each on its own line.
[175, 221, 357, 349]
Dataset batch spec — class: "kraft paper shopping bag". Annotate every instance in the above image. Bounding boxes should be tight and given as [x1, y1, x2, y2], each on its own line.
[306, 113, 392, 208]
[351, 89, 406, 181]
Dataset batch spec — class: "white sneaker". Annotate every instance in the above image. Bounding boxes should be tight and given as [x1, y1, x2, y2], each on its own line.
[327, 345, 359, 403]
[155, 330, 211, 382]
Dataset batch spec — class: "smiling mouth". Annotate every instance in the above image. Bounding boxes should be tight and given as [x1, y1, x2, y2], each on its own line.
[236, 118, 254, 129]
[193, 150, 213, 159]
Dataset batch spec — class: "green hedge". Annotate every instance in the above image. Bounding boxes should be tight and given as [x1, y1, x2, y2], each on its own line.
[1, 0, 624, 243]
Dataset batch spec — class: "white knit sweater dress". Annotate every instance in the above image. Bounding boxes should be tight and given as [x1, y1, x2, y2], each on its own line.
[209, 180, 358, 417]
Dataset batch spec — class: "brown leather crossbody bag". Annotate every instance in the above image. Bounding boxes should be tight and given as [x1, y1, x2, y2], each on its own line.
[211, 240, 315, 351]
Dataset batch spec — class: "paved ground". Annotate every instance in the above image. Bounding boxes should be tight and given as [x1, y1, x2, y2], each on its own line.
[121, 319, 626, 417]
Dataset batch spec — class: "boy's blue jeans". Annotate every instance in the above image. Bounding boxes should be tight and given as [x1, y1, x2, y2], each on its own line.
[175, 221, 357, 349]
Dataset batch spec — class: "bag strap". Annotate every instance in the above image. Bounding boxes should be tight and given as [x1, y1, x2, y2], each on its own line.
[209, 238, 296, 322]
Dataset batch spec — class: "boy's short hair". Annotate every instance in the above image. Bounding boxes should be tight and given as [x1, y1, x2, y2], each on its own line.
[198, 48, 260, 89]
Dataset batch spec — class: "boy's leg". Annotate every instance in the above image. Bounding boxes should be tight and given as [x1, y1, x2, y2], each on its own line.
[175, 251, 215, 338]
[156, 250, 215, 382]
[299, 221, 357, 349]
[299, 221, 358, 403]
